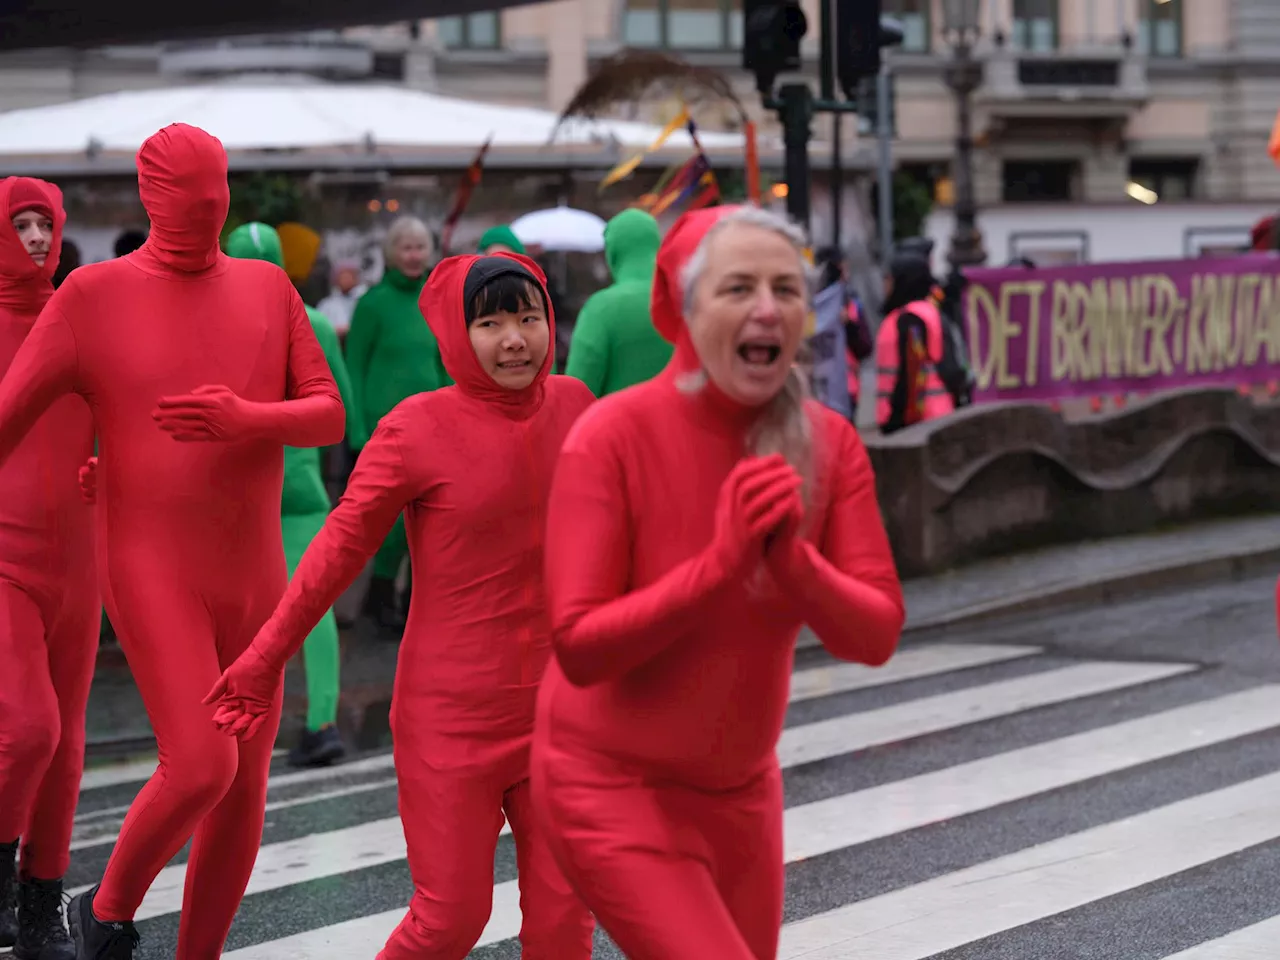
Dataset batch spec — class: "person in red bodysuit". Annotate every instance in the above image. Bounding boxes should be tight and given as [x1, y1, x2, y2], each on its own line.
[0, 178, 97, 960]
[530, 204, 906, 959]
[205, 253, 595, 959]
[0, 124, 345, 960]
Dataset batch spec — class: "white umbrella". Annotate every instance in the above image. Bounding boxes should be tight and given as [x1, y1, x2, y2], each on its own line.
[511, 207, 607, 253]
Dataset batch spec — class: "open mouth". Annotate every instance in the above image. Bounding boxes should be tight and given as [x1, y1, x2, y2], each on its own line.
[737, 340, 782, 366]
[497, 360, 532, 370]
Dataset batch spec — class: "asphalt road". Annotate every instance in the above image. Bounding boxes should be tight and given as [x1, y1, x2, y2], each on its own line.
[49, 571, 1280, 959]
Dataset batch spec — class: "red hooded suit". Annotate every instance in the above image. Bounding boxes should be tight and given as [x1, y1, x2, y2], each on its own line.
[0, 125, 345, 958]
[0, 177, 98, 882]
[529, 206, 906, 959]
[207, 253, 595, 958]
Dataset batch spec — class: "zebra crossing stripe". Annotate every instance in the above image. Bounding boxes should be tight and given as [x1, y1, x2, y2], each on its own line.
[1160, 914, 1280, 958]
[776, 769, 1280, 959]
[221, 666, 1243, 958]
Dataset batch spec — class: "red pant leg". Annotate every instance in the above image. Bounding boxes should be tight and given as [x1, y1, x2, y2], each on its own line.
[0, 583, 59, 852]
[699, 766, 785, 960]
[501, 777, 593, 959]
[531, 740, 761, 960]
[92, 587, 239, 925]
[19, 588, 99, 880]
[376, 735, 508, 960]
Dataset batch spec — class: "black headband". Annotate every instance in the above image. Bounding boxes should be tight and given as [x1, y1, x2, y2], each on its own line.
[463, 256, 540, 325]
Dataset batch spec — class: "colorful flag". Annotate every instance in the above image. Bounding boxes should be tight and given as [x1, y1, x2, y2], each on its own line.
[600, 106, 691, 191]
[439, 135, 493, 256]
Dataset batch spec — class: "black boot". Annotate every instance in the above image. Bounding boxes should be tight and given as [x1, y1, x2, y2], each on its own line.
[66, 888, 138, 960]
[287, 724, 346, 768]
[0, 839, 17, 948]
[15, 875, 74, 960]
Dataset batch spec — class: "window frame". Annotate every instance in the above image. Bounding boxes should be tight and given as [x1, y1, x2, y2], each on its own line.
[436, 11, 502, 50]
[1011, 0, 1060, 52]
[884, 0, 932, 54]
[622, 0, 738, 51]
[1137, 0, 1183, 58]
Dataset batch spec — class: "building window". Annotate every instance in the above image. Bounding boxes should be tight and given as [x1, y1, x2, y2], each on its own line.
[1137, 0, 1182, 57]
[1012, 0, 1058, 52]
[622, 0, 740, 50]
[885, 0, 930, 52]
[1003, 160, 1078, 202]
[436, 12, 501, 49]
[1128, 158, 1198, 201]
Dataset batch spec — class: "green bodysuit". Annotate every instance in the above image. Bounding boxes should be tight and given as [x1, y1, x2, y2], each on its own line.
[225, 222, 367, 731]
[343, 265, 451, 581]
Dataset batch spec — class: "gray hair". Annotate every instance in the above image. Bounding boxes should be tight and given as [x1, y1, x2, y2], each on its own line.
[676, 206, 816, 507]
[382, 215, 433, 266]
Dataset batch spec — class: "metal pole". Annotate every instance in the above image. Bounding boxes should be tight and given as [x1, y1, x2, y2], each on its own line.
[821, 0, 840, 248]
[946, 40, 986, 270]
[876, 59, 893, 257]
[832, 113, 843, 248]
[779, 83, 813, 233]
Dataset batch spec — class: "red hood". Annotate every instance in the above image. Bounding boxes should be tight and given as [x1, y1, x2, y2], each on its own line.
[418, 252, 555, 416]
[0, 176, 65, 315]
[651, 204, 740, 372]
[135, 123, 230, 273]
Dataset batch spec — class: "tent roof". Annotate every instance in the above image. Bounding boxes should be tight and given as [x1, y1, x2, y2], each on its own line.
[0, 81, 754, 172]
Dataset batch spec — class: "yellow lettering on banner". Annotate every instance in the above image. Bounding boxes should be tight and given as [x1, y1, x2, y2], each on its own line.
[1142, 275, 1179, 377]
[966, 283, 1001, 390]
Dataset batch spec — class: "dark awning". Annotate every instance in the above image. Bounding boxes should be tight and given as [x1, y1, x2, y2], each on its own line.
[1, 0, 543, 51]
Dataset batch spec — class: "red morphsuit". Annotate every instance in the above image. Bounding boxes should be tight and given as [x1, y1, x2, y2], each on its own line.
[0, 124, 344, 958]
[0, 178, 98, 882]
[206, 253, 595, 958]
[530, 206, 906, 959]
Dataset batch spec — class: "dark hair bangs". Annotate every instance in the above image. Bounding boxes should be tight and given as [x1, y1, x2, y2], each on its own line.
[467, 273, 546, 325]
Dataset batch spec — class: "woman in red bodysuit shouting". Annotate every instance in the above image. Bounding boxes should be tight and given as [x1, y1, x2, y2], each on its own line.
[0, 177, 97, 960]
[0, 124, 345, 960]
[206, 253, 595, 959]
[530, 204, 906, 959]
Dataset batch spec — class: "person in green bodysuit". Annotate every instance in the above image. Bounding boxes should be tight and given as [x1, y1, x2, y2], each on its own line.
[477, 224, 526, 256]
[225, 222, 368, 767]
[344, 216, 449, 630]
[565, 208, 672, 396]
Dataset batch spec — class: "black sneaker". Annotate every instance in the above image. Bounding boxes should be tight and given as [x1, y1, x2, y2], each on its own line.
[287, 724, 346, 768]
[15, 875, 74, 960]
[0, 839, 17, 948]
[66, 888, 138, 960]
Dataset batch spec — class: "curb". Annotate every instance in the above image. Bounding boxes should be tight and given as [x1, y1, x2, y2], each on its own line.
[798, 542, 1280, 650]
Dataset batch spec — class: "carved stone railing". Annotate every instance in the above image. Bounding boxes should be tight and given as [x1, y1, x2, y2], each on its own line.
[863, 387, 1280, 578]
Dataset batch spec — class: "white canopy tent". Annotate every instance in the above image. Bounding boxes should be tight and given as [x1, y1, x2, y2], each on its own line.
[0, 80, 756, 174]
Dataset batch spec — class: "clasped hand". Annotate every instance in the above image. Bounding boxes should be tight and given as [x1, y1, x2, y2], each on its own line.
[202, 645, 281, 741]
[153, 384, 252, 442]
[711, 453, 806, 580]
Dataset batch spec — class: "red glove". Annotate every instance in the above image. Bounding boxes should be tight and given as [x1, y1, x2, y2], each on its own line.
[202, 644, 283, 741]
[78, 456, 98, 505]
[709, 454, 803, 579]
[153, 385, 253, 442]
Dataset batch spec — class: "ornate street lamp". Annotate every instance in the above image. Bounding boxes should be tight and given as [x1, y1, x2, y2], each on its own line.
[941, 0, 987, 269]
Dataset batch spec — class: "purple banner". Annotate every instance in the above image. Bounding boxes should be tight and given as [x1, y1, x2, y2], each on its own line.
[964, 253, 1280, 402]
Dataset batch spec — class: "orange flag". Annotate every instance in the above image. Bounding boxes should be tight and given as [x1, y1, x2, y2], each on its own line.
[1269, 108, 1280, 166]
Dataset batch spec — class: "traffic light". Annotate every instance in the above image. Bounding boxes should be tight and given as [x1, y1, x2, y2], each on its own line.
[743, 0, 808, 95]
[835, 2, 905, 99]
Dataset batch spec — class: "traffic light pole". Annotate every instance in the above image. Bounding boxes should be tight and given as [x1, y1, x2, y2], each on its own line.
[765, 88, 859, 236]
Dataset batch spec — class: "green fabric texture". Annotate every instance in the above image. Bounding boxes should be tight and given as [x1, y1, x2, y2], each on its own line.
[477, 224, 527, 255]
[283, 513, 340, 731]
[565, 208, 671, 397]
[344, 267, 451, 445]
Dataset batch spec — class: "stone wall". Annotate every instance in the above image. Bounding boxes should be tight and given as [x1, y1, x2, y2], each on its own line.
[865, 387, 1280, 578]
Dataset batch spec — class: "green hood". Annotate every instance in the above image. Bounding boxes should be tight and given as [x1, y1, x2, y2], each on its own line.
[477, 224, 527, 255]
[225, 222, 286, 268]
[604, 208, 660, 284]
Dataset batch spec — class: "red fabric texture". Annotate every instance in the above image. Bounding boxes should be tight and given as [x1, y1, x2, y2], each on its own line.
[211, 252, 595, 957]
[531, 207, 905, 957]
[0, 126, 344, 957]
[0, 177, 98, 881]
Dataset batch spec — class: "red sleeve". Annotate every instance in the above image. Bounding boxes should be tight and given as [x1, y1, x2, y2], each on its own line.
[240, 280, 345, 448]
[252, 418, 417, 669]
[0, 301, 79, 464]
[774, 417, 904, 665]
[545, 426, 731, 688]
